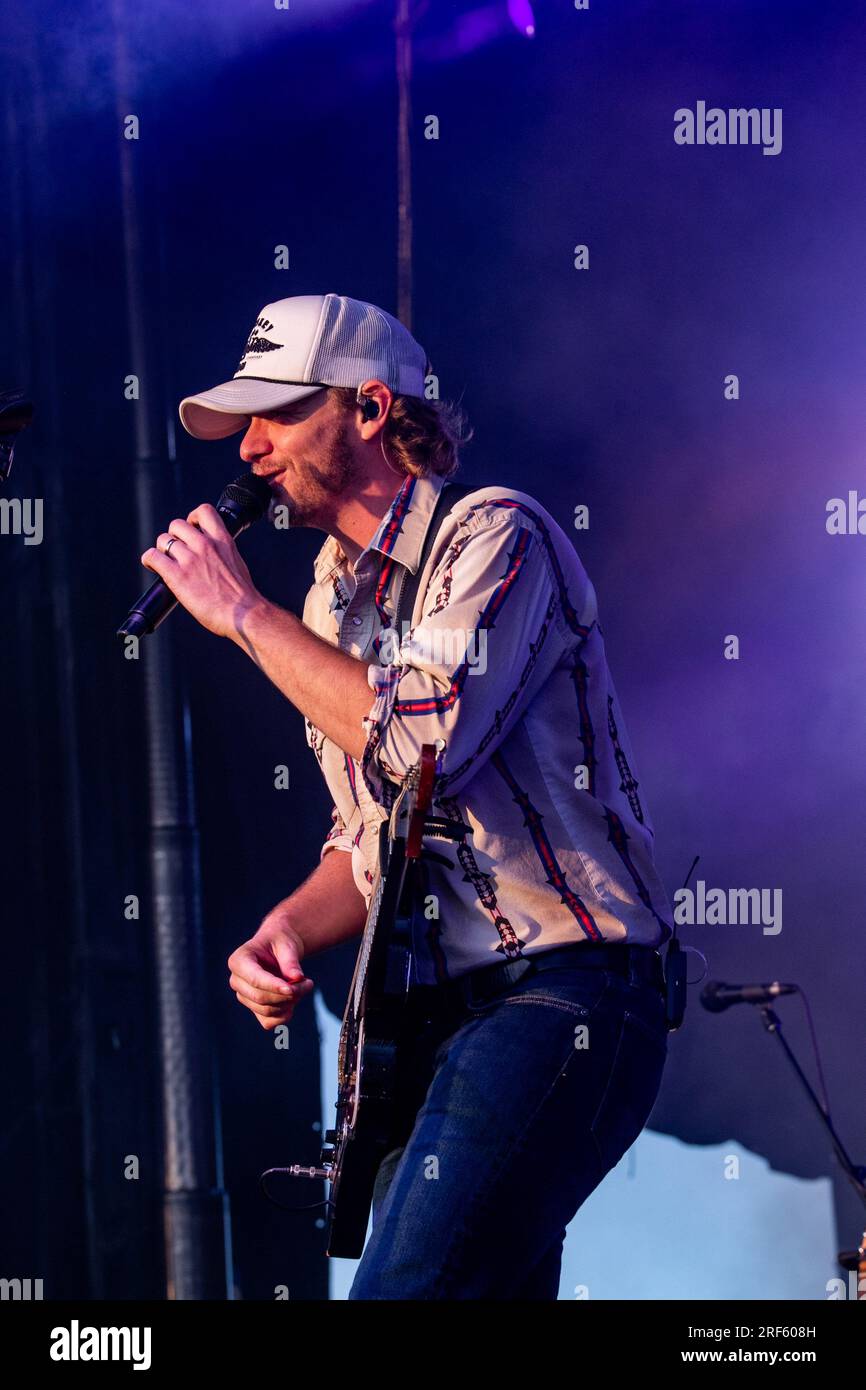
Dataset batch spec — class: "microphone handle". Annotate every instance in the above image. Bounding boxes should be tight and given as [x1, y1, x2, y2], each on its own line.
[118, 501, 255, 639]
[701, 981, 797, 1013]
[119, 575, 180, 639]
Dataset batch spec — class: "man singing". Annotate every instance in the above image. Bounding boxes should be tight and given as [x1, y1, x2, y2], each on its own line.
[142, 292, 673, 1300]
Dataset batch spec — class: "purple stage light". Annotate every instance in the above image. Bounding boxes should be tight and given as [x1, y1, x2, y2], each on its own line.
[507, 0, 535, 38]
[415, 4, 528, 64]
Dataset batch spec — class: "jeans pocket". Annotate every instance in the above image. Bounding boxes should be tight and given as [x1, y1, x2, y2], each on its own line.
[589, 1007, 667, 1174]
[463, 966, 611, 1020]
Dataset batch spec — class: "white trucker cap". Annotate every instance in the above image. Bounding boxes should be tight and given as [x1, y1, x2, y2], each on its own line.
[178, 293, 430, 440]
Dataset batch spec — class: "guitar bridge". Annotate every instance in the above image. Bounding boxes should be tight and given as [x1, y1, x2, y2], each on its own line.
[421, 814, 471, 842]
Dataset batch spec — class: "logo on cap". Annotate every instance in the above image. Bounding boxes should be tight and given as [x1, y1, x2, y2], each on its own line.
[236, 315, 284, 373]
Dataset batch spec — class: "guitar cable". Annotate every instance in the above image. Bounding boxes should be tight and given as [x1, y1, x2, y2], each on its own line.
[259, 1169, 335, 1215]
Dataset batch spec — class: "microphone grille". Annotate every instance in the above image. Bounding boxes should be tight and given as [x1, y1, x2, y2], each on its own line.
[218, 470, 272, 521]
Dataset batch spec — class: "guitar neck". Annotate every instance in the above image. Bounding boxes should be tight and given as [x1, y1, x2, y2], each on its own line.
[351, 870, 388, 1019]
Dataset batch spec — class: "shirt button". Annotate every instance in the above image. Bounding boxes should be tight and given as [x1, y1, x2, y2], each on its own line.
[352, 616, 363, 626]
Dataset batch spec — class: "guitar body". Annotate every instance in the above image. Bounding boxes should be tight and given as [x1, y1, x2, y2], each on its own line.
[321, 746, 437, 1259]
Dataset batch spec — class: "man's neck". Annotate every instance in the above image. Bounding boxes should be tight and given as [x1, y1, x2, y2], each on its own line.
[328, 477, 406, 570]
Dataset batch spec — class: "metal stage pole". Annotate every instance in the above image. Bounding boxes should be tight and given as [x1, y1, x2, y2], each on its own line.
[110, 0, 234, 1300]
[396, 0, 414, 330]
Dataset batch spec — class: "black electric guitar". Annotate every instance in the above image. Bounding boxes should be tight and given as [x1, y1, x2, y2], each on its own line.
[278, 743, 441, 1258]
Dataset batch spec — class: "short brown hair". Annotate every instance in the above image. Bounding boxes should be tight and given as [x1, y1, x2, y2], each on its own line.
[328, 386, 473, 480]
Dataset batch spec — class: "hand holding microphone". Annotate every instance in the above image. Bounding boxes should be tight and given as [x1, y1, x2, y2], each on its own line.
[118, 471, 272, 640]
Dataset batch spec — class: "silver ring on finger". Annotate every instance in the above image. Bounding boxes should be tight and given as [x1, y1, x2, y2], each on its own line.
[165, 536, 179, 557]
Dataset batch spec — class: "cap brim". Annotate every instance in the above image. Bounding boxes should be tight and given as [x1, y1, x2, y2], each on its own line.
[178, 380, 326, 440]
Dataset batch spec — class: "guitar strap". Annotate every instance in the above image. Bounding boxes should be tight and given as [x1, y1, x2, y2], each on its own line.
[393, 478, 477, 634]
[391, 478, 476, 986]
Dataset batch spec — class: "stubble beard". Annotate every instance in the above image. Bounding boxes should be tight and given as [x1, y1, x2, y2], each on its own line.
[276, 419, 364, 527]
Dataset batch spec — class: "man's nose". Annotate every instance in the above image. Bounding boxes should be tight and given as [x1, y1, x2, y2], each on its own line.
[239, 418, 272, 466]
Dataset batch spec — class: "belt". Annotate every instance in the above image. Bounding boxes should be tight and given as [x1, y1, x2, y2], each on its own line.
[408, 941, 667, 1014]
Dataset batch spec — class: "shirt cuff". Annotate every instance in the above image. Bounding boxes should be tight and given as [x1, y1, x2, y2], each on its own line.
[320, 832, 354, 861]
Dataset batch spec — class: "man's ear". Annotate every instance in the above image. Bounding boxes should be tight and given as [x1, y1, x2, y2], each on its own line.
[356, 379, 392, 425]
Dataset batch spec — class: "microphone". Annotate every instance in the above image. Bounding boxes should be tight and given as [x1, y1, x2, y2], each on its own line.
[700, 980, 798, 1013]
[117, 470, 272, 639]
[0, 389, 34, 484]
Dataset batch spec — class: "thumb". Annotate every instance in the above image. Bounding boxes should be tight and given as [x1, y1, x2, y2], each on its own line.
[271, 934, 309, 984]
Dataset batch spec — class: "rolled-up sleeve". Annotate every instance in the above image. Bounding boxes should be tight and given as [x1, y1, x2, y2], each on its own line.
[320, 802, 354, 860]
[360, 505, 570, 803]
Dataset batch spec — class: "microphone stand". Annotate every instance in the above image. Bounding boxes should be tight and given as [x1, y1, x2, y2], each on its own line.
[759, 1004, 866, 1296]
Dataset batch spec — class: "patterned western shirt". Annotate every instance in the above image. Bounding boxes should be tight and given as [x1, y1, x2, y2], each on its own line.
[302, 470, 673, 984]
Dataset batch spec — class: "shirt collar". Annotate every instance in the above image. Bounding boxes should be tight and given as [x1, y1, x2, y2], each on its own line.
[312, 471, 446, 585]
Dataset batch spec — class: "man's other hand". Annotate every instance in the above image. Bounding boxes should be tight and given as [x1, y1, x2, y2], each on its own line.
[227, 916, 315, 1032]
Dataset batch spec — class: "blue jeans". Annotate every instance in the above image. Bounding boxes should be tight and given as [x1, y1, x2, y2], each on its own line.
[347, 959, 668, 1300]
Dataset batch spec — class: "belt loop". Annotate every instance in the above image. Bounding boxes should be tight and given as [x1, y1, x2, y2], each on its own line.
[460, 953, 533, 1010]
[626, 944, 640, 990]
[503, 955, 534, 989]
